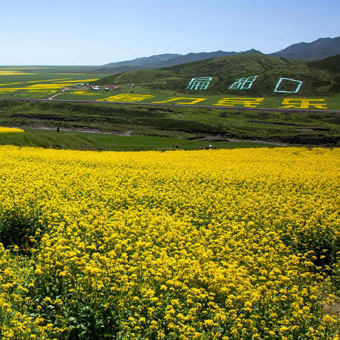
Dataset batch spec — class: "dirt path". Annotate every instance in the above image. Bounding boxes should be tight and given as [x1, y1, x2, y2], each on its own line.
[48, 92, 63, 100]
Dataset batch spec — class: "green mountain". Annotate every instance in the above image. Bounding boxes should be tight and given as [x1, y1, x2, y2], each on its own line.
[270, 37, 340, 60]
[93, 54, 340, 96]
[88, 66, 144, 74]
[104, 53, 181, 68]
[145, 49, 263, 68]
[102, 50, 263, 71]
[308, 53, 340, 73]
[100, 37, 340, 73]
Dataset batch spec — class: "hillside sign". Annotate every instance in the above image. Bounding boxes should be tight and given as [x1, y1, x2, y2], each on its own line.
[187, 76, 304, 93]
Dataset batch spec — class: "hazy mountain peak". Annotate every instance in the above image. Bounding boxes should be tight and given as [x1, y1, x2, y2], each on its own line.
[270, 36, 340, 60]
[240, 49, 263, 55]
[101, 36, 340, 73]
[104, 53, 182, 68]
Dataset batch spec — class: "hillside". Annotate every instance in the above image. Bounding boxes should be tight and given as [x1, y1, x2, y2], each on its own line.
[144, 49, 263, 68]
[88, 65, 143, 74]
[100, 37, 340, 73]
[102, 49, 263, 71]
[93, 54, 340, 96]
[2, 100, 340, 146]
[270, 36, 340, 60]
[104, 53, 181, 68]
[308, 53, 340, 73]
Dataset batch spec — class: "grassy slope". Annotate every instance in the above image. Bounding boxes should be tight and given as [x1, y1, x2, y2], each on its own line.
[308, 54, 340, 73]
[55, 88, 340, 110]
[0, 129, 276, 151]
[1, 100, 340, 145]
[93, 54, 340, 97]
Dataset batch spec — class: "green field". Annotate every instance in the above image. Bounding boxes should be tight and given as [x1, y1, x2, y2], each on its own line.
[0, 62, 339, 148]
[56, 88, 340, 110]
[0, 66, 105, 99]
[93, 54, 340, 98]
[1, 100, 340, 146]
[0, 128, 278, 151]
[0, 58, 339, 110]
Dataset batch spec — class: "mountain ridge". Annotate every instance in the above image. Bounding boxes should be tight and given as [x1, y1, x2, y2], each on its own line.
[102, 36, 340, 72]
[93, 53, 340, 97]
[103, 49, 263, 70]
[270, 36, 340, 60]
[104, 53, 182, 68]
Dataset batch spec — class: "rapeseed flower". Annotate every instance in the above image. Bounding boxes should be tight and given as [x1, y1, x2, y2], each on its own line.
[0, 146, 338, 339]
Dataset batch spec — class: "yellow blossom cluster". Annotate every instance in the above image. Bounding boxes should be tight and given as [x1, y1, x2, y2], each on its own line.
[26, 84, 67, 90]
[0, 127, 24, 133]
[70, 91, 102, 96]
[56, 79, 99, 83]
[0, 146, 339, 339]
[0, 71, 36, 75]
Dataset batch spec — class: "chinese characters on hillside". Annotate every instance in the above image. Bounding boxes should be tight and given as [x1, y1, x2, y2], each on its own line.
[186, 76, 305, 93]
[97, 75, 330, 109]
[186, 77, 212, 90]
[229, 76, 258, 90]
[279, 99, 327, 109]
[99, 94, 328, 109]
[213, 98, 327, 109]
[228, 75, 304, 93]
[213, 98, 264, 108]
[274, 78, 303, 93]
[153, 97, 207, 105]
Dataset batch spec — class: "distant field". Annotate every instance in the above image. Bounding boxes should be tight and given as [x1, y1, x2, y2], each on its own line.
[0, 65, 339, 147]
[1, 100, 340, 146]
[0, 128, 278, 151]
[0, 66, 105, 99]
[0, 66, 339, 110]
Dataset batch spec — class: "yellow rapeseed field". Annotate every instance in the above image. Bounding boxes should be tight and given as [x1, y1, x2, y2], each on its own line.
[0, 79, 69, 87]
[70, 91, 102, 96]
[0, 89, 19, 93]
[0, 71, 36, 75]
[0, 127, 24, 133]
[56, 79, 99, 83]
[26, 84, 67, 90]
[0, 146, 339, 339]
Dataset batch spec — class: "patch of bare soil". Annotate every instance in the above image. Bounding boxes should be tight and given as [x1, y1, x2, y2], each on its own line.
[323, 296, 340, 320]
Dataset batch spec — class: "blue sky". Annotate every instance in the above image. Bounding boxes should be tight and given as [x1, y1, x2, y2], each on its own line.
[1, 0, 339, 65]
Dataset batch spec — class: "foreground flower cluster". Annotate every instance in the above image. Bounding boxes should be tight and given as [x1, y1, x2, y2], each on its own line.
[0, 127, 24, 133]
[0, 146, 339, 339]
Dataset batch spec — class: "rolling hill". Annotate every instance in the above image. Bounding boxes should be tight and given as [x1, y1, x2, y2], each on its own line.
[100, 37, 340, 73]
[104, 53, 182, 68]
[102, 49, 263, 71]
[308, 53, 340, 73]
[93, 54, 340, 97]
[270, 37, 340, 60]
